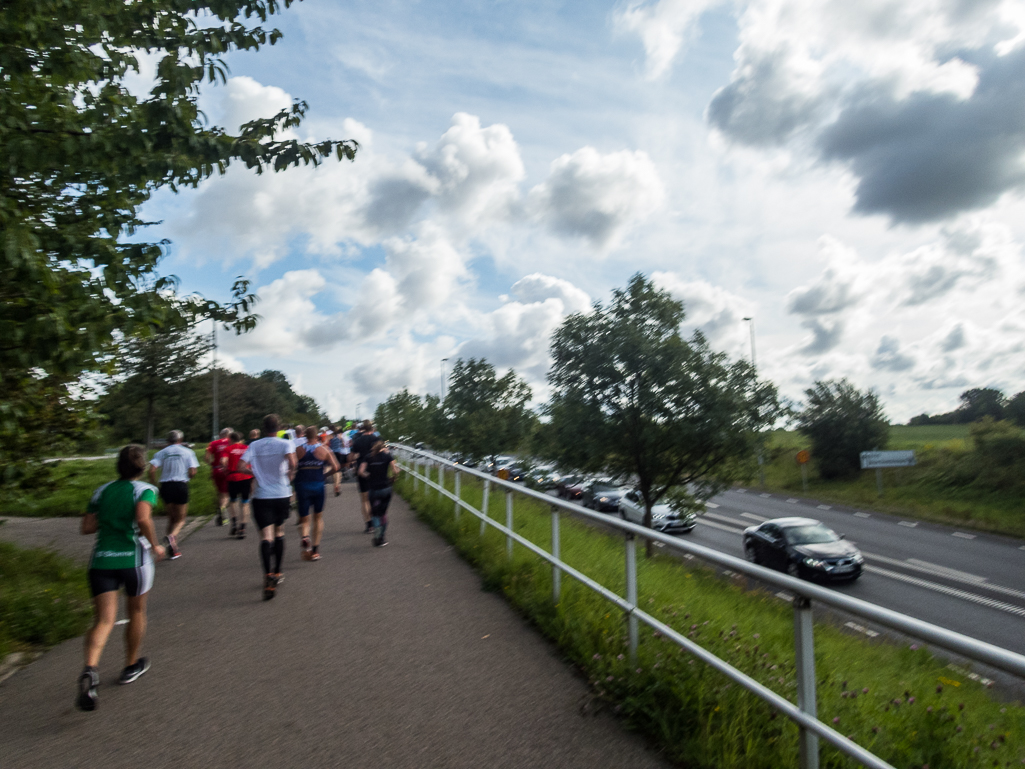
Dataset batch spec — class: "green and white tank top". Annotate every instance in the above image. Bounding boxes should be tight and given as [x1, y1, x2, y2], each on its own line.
[88, 480, 158, 570]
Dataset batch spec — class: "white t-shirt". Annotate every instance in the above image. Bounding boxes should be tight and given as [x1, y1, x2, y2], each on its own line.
[241, 437, 295, 500]
[293, 436, 307, 451]
[150, 444, 199, 483]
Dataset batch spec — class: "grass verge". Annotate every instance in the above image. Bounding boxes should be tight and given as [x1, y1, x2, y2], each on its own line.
[0, 455, 219, 518]
[397, 470, 1024, 768]
[0, 541, 93, 660]
[761, 428, 1025, 538]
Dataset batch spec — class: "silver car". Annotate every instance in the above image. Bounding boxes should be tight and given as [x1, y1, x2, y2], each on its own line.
[618, 490, 696, 533]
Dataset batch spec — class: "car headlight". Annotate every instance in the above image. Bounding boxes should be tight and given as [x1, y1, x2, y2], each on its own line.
[803, 557, 824, 568]
[853, 553, 864, 564]
[598, 496, 609, 503]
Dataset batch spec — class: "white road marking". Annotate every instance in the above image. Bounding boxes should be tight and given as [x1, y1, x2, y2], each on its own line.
[775, 591, 793, 601]
[898, 521, 918, 528]
[817, 505, 831, 510]
[952, 532, 976, 540]
[704, 512, 749, 527]
[862, 552, 1025, 601]
[786, 498, 798, 503]
[654, 541, 665, 548]
[843, 621, 880, 638]
[114, 619, 129, 626]
[854, 512, 871, 518]
[759, 493, 771, 498]
[736, 489, 747, 494]
[741, 512, 768, 522]
[695, 517, 746, 535]
[705, 502, 719, 509]
[864, 565, 1025, 618]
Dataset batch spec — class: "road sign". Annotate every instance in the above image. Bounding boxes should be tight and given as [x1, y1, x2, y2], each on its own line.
[796, 450, 810, 464]
[860, 450, 916, 469]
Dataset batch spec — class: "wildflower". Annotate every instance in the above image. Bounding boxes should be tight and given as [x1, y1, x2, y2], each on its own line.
[691, 624, 698, 630]
[832, 717, 840, 725]
[955, 725, 962, 733]
[606, 676, 614, 682]
[910, 644, 920, 651]
[908, 696, 916, 704]
[684, 613, 690, 619]
[841, 691, 849, 699]
[862, 687, 869, 694]
[958, 702, 965, 710]
[752, 633, 760, 639]
[927, 706, 933, 713]
[936, 685, 943, 693]
[593, 654, 602, 660]
[617, 654, 625, 661]
[636, 668, 642, 674]
[842, 680, 848, 688]
[871, 726, 880, 734]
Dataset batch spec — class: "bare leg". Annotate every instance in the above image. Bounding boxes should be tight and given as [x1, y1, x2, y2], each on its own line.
[359, 492, 371, 524]
[124, 594, 148, 666]
[239, 500, 249, 525]
[84, 592, 119, 668]
[312, 512, 324, 547]
[165, 503, 187, 539]
[300, 515, 311, 540]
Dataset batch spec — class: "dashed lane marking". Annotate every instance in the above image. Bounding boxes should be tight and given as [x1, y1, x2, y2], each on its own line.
[775, 591, 793, 601]
[695, 517, 746, 535]
[863, 552, 1025, 601]
[736, 489, 747, 494]
[952, 532, 976, 540]
[844, 621, 880, 638]
[854, 512, 871, 518]
[863, 565, 1025, 618]
[741, 512, 768, 522]
[786, 498, 798, 503]
[817, 505, 832, 510]
[898, 521, 918, 527]
[759, 493, 771, 498]
[705, 502, 719, 509]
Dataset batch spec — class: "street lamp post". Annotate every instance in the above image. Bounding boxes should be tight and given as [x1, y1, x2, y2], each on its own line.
[743, 317, 766, 488]
[356, 402, 362, 422]
[440, 357, 449, 400]
[211, 321, 219, 440]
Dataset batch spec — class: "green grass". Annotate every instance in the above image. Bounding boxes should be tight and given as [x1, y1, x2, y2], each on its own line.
[398, 470, 1024, 769]
[761, 427, 1024, 538]
[0, 455, 219, 518]
[0, 541, 93, 659]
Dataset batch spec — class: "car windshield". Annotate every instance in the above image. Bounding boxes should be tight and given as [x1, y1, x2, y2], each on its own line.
[784, 524, 838, 545]
[592, 483, 620, 492]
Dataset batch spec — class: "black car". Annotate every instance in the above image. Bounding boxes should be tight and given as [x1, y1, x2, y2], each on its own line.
[742, 517, 863, 582]
[581, 480, 628, 512]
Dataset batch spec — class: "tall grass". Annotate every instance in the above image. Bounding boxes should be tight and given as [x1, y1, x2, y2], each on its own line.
[0, 541, 93, 659]
[398, 469, 1024, 768]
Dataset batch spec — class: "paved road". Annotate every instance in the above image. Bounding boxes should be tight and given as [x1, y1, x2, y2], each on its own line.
[0, 488, 670, 769]
[683, 487, 1025, 655]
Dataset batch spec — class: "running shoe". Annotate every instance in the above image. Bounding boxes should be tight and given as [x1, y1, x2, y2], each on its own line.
[76, 667, 99, 711]
[229, 520, 237, 537]
[310, 552, 321, 561]
[166, 535, 181, 560]
[118, 657, 150, 684]
[263, 574, 277, 601]
[236, 525, 246, 540]
[216, 510, 224, 526]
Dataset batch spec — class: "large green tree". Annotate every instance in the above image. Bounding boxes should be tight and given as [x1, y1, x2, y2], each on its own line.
[445, 359, 533, 461]
[546, 274, 781, 543]
[0, 0, 356, 468]
[375, 390, 445, 447]
[796, 379, 889, 479]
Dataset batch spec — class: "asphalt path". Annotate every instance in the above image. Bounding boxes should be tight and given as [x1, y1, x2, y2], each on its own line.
[0, 487, 670, 769]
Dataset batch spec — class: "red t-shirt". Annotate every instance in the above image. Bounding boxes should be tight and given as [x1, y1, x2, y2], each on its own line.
[208, 438, 230, 476]
[225, 442, 253, 482]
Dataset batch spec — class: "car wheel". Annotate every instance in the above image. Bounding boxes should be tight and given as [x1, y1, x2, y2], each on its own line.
[743, 541, 758, 564]
[786, 560, 802, 579]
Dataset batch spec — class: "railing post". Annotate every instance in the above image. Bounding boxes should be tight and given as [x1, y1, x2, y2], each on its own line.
[454, 470, 461, 520]
[625, 533, 638, 664]
[505, 490, 514, 560]
[480, 479, 490, 536]
[551, 506, 561, 604]
[413, 461, 420, 492]
[793, 596, 819, 769]
[438, 465, 444, 499]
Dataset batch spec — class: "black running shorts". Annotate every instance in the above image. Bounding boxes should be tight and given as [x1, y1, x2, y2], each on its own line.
[252, 497, 290, 529]
[357, 475, 369, 494]
[227, 478, 252, 503]
[89, 564, 154, 598]
[159, 481, 189, 505]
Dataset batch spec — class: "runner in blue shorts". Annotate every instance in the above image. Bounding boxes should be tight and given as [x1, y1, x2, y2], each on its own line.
[295, 426, 340, 560]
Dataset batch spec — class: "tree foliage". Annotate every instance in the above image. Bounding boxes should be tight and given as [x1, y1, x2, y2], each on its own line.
[796, 379, 889, 479]
[374, 390, 444, 446]
[445, 359, 534, 461]
[546, 274, 781, 532]
[0, 0, 355, 469]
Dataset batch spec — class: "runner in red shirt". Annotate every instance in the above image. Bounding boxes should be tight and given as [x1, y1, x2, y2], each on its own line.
[222, 431, 253, 539]
[204, 428, 232, 526]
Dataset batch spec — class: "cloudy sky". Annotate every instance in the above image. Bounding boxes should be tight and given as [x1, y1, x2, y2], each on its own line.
[144, 0, 1025, 422]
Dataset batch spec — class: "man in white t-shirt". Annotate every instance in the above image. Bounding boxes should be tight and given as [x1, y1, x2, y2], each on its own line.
[147, 430, 199, 559]
[238, 414, 297, 601]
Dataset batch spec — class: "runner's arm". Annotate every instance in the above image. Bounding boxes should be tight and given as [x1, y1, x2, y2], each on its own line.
[188, 467, 198, 479]
[237, 459, 250, 475]
[389, 460, 401, 478]
[287, 452, 297, 480]
[135, 500, 165, 561]
[319, 446, 340, 474]
[80, 513, 98, 535]
[358, 461, 369, 478]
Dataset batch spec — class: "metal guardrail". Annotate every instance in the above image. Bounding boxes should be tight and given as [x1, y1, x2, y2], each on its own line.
[395, 445, 1025, 769]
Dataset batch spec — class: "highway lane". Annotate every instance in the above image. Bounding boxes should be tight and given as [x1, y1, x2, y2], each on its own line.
[685, 487, 1025, 655]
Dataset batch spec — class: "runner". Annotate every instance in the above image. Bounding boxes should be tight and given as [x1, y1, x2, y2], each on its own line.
[205, 427, 232, 526]
[349, 421, 378, 533]
[237, 414, 297, 601]
[246, 428, 260, 445]
[77, 444, 166, 711]
[223, 431, 253, 539]
[295, 426, 340, 560]
[147, 430, 199, 559]
[358, 439, 401, 547]
[329, 425, 350, 486]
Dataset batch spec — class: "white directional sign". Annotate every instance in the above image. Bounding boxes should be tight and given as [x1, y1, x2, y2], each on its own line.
[860, 450, 916, 469]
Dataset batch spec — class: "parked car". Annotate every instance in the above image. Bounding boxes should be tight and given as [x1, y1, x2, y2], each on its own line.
[618, 490, 696, 533]
[742, 517, 863, 582]
[555, 475, 586, 500]
[581, 479, 629, 512]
